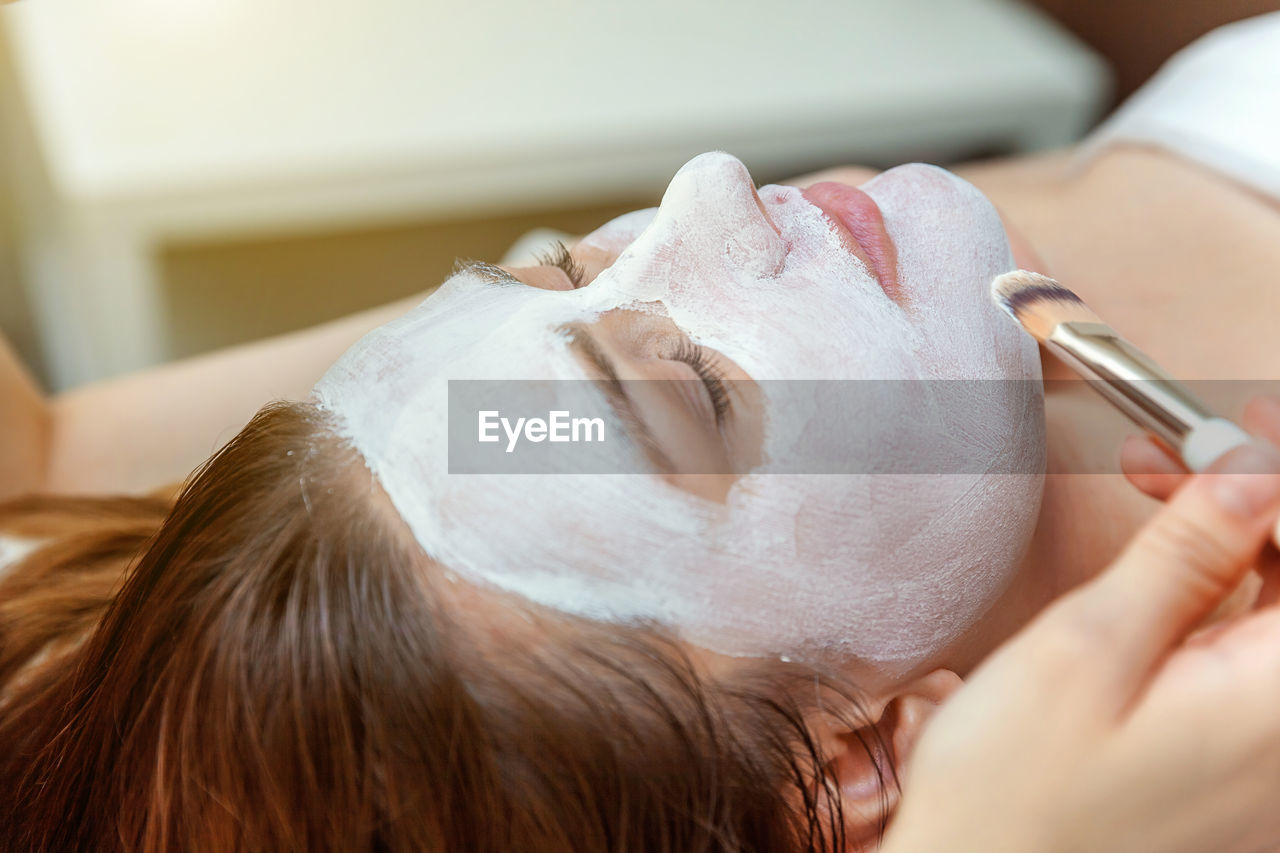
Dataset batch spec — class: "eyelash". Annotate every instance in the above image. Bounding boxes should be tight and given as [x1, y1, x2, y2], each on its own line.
[464, 249, 727, 426]
[535, 240, 587, 289]
[671, 338, 731, 424]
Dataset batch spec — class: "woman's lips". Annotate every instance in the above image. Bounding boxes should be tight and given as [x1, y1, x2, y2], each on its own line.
[800, 181, 902, 304]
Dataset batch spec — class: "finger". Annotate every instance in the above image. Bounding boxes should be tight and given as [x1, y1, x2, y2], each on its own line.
[1133, 602, 1280, 734]
[1254, 544, 1280, 607]
[1200, 569, 1264, 627]
[1242, 395, 1280, 447]
[1121, 434, 1189, 501]
[1242, 396, 1280, 550]
[1058, 441, 1280, 699]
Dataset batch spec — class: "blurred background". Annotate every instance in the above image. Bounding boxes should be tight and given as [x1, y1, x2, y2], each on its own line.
[0, 0, 1275, 392]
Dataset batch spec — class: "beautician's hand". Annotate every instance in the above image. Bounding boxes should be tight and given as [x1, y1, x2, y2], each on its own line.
[882, 437, 1280, 853]
[1123, 395, 1280, 503]
[1123, 394, 1280, 610]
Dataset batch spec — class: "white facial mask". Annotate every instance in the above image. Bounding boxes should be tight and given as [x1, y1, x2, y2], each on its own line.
[315, 152, 1044, 675]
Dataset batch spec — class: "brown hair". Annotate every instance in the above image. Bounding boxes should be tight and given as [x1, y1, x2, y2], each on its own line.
[0, 401, 885, 851]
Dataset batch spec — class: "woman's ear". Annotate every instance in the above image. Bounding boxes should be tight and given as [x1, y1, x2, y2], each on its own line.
[815, 668, 963, 847]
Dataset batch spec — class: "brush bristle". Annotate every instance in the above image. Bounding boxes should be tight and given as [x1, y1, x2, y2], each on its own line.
[990, 270, 1103, 342]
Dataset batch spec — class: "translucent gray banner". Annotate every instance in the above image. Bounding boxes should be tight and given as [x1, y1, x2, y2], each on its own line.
[447, 379, 1280, 475]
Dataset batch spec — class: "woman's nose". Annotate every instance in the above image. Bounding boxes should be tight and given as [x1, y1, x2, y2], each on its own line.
[651, 152, 788, 278]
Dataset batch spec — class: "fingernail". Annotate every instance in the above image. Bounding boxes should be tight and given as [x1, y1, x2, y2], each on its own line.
[1208, 442, 1280, 518]
[1252, 396, 1280, 443]
[1255, 395, 1280, 419]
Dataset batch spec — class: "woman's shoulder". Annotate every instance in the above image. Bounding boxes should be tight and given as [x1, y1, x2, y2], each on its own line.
[1076, 13, 1280, 202]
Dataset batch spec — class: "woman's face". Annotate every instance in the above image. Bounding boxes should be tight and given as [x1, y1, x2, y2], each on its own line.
[316, 152, 1045, 677]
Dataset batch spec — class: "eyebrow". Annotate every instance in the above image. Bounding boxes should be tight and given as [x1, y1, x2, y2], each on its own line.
[454, 258, 522, 285]
[563, 324, 676, 474]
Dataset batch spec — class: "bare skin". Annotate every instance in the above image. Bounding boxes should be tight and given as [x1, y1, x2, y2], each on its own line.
[0, 291, 429, 499]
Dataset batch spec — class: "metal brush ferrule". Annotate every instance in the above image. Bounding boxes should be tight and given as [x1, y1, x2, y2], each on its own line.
[1046, 322, 1213, 452]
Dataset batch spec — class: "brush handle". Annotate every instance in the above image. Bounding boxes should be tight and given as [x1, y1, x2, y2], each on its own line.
[1048, 323, 1250, 472]
[1182, 417, 1254, 472]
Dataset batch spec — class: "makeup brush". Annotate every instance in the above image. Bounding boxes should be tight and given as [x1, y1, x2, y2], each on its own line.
[991, 270, 1250, 473]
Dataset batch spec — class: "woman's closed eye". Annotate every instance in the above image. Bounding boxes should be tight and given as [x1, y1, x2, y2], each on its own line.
[534, 241, 587, 289]
[455, 241, 600, 292]
[669, 338, 731, 426]
[562, 312, 764, 504]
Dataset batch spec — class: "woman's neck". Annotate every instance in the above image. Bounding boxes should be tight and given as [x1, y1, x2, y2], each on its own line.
[941, 142, 1280, 674]
[958, 144, 1280, 380]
